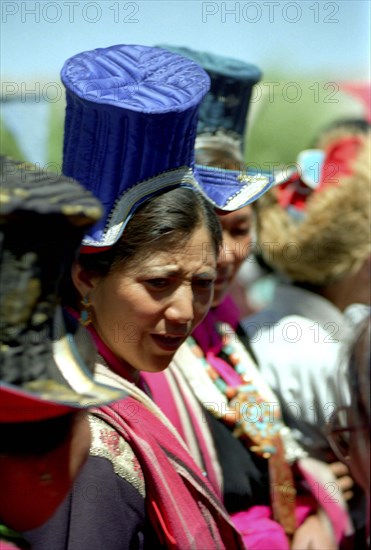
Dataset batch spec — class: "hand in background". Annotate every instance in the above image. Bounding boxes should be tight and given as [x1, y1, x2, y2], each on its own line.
[329, 461, 354, 501]
[291, 514, 337, 550]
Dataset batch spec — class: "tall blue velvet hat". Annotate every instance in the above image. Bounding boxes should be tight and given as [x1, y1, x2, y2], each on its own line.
[61, 44, 273, 250]
[157, 45, 262, 146]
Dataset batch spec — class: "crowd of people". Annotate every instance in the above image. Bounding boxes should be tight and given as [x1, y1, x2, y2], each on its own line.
[0, 43, 370, 550]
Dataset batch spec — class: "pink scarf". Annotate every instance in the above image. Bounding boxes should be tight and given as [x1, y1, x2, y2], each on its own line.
[93, 401, 242, 549]
[193, 295, 240, 355]
[88, 327, 242, 549]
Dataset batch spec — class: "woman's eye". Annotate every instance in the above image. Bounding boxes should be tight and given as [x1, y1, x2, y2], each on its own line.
[193, 279, 214, 290]
[145, 278, 169, 289]
[231, 227, 251, 238]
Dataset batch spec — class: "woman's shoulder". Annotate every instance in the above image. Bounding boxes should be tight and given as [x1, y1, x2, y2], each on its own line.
[88, 414, 146, 498]
[23, 452, 152, 550]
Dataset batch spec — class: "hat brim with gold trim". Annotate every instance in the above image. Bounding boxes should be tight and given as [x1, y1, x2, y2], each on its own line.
[195, 165, 274, 212]
[77, 165, 274, 251]
[0, 308, 125, 423]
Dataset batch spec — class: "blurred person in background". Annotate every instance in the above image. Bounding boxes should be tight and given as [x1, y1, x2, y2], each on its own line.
[0, 157, 123, 548]
[242, 119, 371, 547]
[327, 314, 370, 547]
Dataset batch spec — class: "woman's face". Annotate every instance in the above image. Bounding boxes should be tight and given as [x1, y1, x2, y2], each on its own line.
[83, 225, 217, 375]
[213, 205, 253, 307]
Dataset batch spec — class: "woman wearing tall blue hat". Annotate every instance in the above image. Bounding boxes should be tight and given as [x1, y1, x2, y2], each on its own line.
[141, 47, 353, 550]
[21, 44, 275, 549]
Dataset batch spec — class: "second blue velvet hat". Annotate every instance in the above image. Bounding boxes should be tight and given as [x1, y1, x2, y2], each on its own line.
[157, 45, 262, 143]
[61, 44, 272, 250]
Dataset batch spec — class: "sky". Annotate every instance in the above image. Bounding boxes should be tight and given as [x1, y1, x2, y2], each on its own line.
[1, 0, 370, 80]
[1, 1, 370, 164]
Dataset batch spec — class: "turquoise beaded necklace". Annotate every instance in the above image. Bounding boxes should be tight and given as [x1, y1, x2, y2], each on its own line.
[188, 324, 284, 458]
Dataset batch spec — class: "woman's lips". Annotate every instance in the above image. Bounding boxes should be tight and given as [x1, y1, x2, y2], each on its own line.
[151, 334, 185, 351]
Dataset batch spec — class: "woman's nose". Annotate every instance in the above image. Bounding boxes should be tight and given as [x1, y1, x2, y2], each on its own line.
[165, 285, 194, 325]
[218, 234, 237, 268]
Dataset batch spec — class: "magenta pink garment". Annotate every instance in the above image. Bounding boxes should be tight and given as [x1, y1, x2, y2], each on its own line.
[141, 368, 223, 499]
[231, 502, 316, 549]
[205, 350, 242, 387]
[192, 295, 240, 355]
[88, 324, 132, 380]
[194, 295, 242, 387]
[141, 371, 186, 441]
[230, 506, 290, 549]
[67, 307, 135, 381]
[93, 400, 243, 549]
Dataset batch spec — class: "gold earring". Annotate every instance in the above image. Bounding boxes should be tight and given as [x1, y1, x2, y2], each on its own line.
[80, 294, 92, 327]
